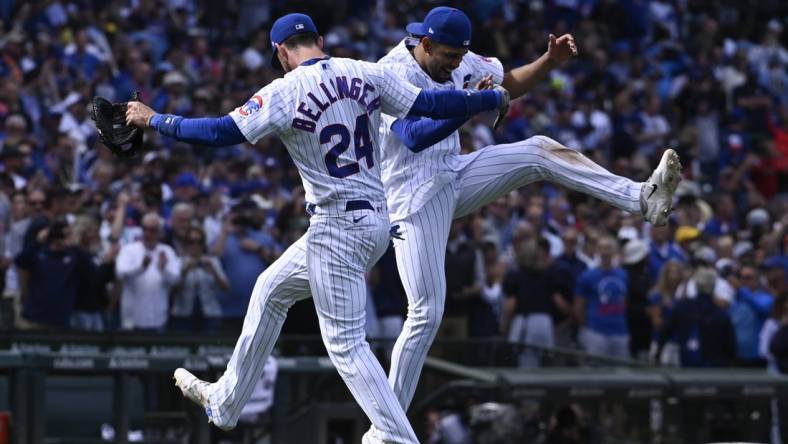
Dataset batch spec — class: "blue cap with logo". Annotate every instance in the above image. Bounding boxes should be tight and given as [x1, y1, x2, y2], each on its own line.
[270, 13, 319, 68]
[406, 7, 472, 49]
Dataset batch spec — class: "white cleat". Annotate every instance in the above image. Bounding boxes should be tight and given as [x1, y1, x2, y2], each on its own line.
[173, 368, 232, 431]
[640, 148, 682, 226]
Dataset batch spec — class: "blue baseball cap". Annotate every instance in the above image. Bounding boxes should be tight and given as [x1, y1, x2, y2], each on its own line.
[406, 7, 472, 49]
[270, 13, 319, 68]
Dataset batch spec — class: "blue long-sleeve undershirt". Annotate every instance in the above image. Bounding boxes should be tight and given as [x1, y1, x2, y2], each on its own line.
[390, 116, 468, 152]
[148, 89, 501, 147]
[409, 89, 501, 119]
[390, 88, 501, 153]
[150, 114, 246, 147]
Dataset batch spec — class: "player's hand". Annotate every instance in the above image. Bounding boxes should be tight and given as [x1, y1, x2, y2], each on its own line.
[492, 84, 511, 130]
[157, 251, 167, 270]
[475, 74, 494, 90]
[547, 33, 578, 65]
[142, 255, 152, 269]
[126, 101, 156, 128]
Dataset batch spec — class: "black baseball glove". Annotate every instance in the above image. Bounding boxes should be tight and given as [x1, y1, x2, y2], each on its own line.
[91, 92, 143, 158]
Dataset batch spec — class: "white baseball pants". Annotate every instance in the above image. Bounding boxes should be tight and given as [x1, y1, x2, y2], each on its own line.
[385, 135, 644, 410]
[206, 205, 419, 443]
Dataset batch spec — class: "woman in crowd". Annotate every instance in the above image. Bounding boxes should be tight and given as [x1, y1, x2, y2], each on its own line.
[648, 259, 684, 366]
[169, 226, 229, 333]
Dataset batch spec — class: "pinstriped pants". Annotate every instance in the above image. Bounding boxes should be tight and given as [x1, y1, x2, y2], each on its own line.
[385, 135, 643, 411]
[206, 209, 419, 443]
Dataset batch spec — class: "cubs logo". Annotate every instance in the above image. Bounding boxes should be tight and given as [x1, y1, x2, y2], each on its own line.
[239, 95, 264, 116]
[462, 74, 472, 89]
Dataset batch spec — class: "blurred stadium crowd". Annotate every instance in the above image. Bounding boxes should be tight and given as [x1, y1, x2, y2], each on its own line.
[0, 0, 786, 381]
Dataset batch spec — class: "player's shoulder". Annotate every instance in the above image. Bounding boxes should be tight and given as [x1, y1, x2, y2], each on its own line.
[324, 57, 386, 82]
[460, 50, 501, 71]
[311, 56, 374, 75]
[325, 56, 363, 67]
[378, 39, 412, 65]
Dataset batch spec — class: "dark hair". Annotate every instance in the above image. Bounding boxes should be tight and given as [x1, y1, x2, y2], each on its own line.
[282, 32, 319, 49]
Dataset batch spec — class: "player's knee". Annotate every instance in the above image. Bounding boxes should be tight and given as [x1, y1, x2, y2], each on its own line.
[255, 276, 298, 318]
[426, 304, 444, 329]
[261, 293, 291, 319]
[529, 134, 559, 149]
[409, 304, 444, 334]
[323, 334, 364, 360]
[528, 135, 575, 157]
[520, 135, 578, 178]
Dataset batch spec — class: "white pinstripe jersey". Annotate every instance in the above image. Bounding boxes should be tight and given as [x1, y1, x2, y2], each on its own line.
[230, 57, 421, 206]
[378, 39, 504, 220]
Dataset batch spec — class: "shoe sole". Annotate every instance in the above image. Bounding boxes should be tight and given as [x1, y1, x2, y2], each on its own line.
[173, 368, 233, 431]
[173, 368, 203, 405]
[655, 148, 682, 223]
[662, 149, 682, 191]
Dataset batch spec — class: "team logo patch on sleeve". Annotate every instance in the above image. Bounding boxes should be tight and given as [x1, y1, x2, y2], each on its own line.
[238, 95, 264, 116]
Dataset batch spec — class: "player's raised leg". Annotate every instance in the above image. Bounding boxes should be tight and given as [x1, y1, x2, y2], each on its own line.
[174, 235, 311, 430]
[453, 135, 681, 225]
[307, 211, 419, 443]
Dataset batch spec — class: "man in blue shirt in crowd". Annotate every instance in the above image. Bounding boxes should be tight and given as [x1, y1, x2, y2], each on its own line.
[730, 263, 774, 365]
[574, 236, 630, 360]
[210, 199, 280, 333]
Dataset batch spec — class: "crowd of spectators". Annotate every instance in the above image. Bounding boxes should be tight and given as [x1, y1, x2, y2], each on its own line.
[0, 0, 785, 377]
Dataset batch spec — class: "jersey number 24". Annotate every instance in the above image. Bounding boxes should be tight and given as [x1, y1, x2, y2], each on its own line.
[320, 114, 373, 178]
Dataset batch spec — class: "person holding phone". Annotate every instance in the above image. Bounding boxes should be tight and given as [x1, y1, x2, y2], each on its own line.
[170, 226, 229, 333]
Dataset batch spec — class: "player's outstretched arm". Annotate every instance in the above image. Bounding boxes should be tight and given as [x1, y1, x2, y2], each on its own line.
[389, 75, 496, 152]
[501, 33, 578, 100]
[390, 116, 468, 153]
[126, 101, 247, 147]
[408, 87, 507, 119]
[374, 64, 506, 122]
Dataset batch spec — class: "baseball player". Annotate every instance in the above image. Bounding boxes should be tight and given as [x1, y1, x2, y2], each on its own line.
[365, 6, 683, 437]
[125, 13, 508, 442]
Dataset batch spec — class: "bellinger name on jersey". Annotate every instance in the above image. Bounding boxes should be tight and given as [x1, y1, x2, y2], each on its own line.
[292, 76, 381, 133]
